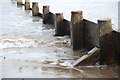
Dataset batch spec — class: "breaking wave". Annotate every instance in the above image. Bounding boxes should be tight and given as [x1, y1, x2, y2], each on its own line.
[0, 34, 70, 49]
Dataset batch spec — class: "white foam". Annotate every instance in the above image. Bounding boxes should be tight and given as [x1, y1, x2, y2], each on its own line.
[59, 61, 73, 67]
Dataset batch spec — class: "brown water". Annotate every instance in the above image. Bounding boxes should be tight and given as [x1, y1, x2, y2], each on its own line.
[0, 0, 119, 78]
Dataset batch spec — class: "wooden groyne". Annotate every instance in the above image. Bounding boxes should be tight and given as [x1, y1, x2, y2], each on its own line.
[15, 0, 120, 65]
[84, 19, 99, 50]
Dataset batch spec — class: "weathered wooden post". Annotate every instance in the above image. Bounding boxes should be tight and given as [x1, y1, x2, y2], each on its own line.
[71, 11, 84, 50]
[113, 31, 120, 64]
[43, 6, 50, 24]
[98, 19, 113, 37]
[98, 18, 115, 65]
[32, 2, 39, 16]
[25, 0, 30, 10]
[55, 13, 65, 36]
[17, 0, 23, 5]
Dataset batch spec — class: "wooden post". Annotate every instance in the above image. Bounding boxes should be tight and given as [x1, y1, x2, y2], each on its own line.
[113, 31, 120, 64]
[71, 11, 84, 50]
[98, 19, 113, 37]
[114, 31, 120, 79]
[98, 19, 115, 65]
[32, 2, 39, 16]
[43, 6, 50, 24]
[25, 0, 30, 10]
[17, 0, 23, 5]
[55, 13, 65, 36]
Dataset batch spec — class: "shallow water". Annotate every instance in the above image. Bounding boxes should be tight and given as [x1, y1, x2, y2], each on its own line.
[0, 0, 119, 78]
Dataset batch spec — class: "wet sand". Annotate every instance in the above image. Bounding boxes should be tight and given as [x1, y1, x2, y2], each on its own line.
[1, 47, 119, 78]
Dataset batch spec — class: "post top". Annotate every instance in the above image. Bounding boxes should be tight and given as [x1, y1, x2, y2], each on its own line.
[71, 11, 83, 14]
[43, 5, 50, 8]
[55, 13, 63, 16]
[32, 2, 38, 4]
[98, 18, 111, 22]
